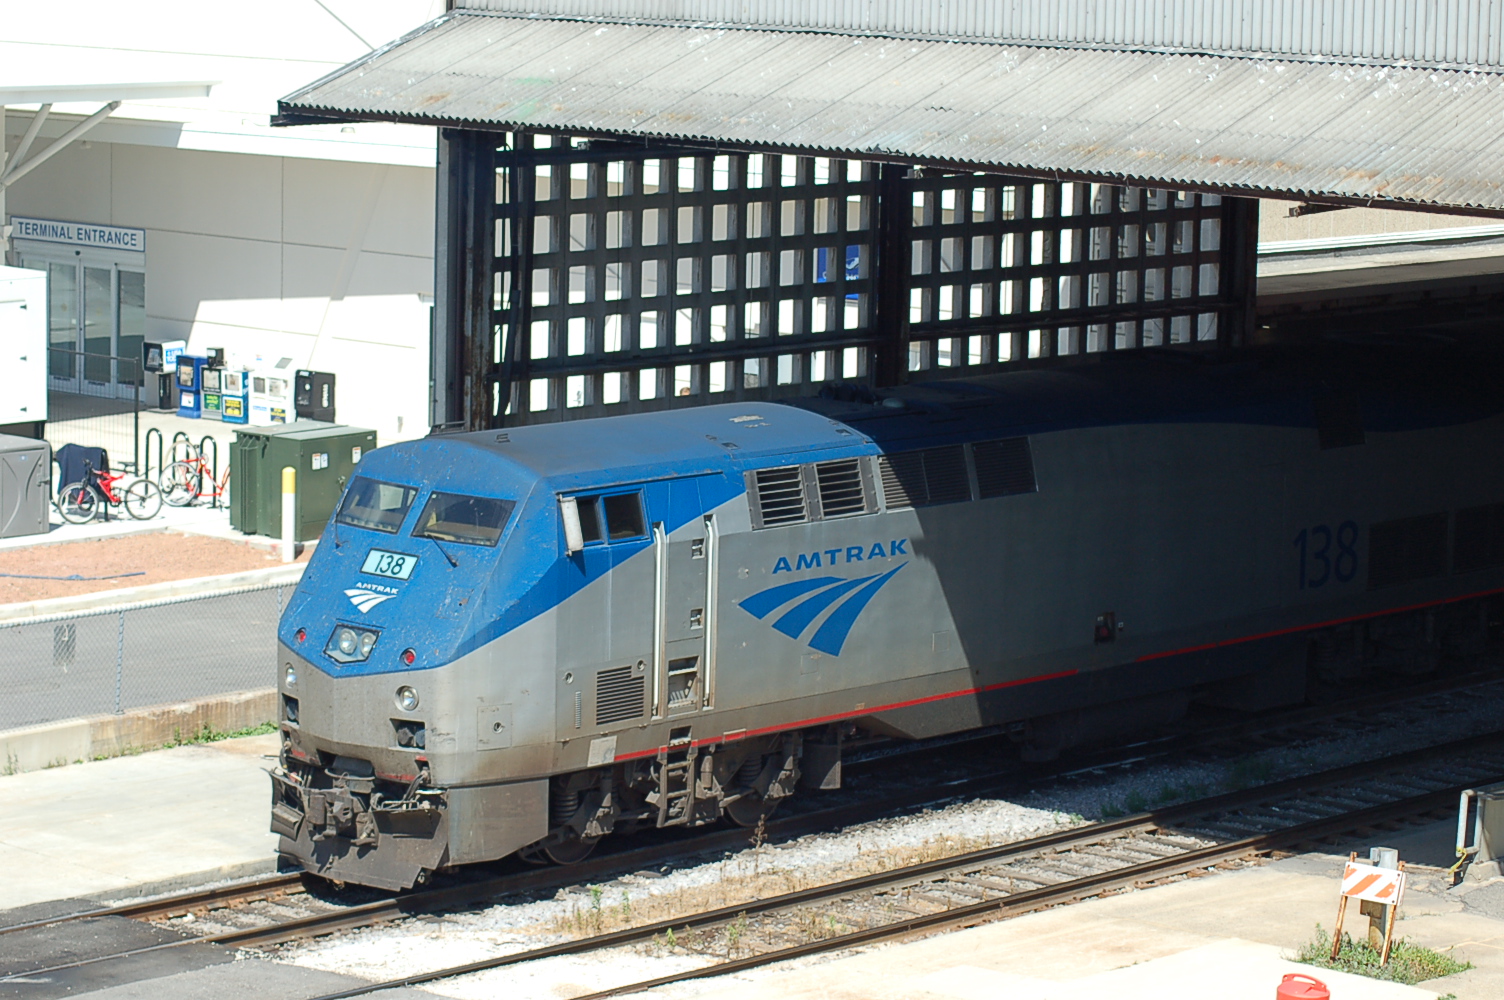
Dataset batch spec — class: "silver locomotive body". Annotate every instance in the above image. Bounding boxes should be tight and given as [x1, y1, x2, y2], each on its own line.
[272, 347, 1504, 888]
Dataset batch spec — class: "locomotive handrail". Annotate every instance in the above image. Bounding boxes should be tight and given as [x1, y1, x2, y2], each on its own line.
[704, 513, 718, 710]
[652, 521, 668, 718]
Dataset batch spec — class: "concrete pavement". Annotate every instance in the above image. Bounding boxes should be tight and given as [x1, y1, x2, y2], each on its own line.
[0, 732, 279, 911]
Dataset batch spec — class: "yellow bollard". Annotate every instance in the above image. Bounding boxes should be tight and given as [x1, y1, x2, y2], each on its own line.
[281, 466, 296, 563]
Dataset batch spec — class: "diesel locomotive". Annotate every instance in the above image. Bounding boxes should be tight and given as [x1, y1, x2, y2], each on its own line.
[270, 342, 1504, 889]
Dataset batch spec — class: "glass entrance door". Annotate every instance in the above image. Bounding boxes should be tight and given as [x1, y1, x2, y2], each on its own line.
[46, 262, 79, 389]
[32, 255, 145, 398]
[83, 266, 113, 386]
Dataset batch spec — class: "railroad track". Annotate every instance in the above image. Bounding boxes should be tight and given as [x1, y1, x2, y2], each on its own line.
[298, 730, 1504, 1000]
[4, 668, 1501, 952]
[7, 721, 1500, 993]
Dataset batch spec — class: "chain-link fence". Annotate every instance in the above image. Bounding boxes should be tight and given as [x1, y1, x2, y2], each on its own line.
[45, 349, 145, 473]
[1, 582, 287, 732]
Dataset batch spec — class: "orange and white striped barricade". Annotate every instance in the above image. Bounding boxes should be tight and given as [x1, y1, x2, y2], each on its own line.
[1331, 852, 1407, 963]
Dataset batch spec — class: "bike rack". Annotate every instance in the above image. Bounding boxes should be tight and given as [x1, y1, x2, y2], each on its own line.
[198, 436, 219, 509]
[143, 428, 164, 482]
[170, 431, 195, 466]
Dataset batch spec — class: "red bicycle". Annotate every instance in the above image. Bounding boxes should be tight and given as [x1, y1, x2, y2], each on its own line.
[57, 462, 163, 524]
[160, 452, 230, 507]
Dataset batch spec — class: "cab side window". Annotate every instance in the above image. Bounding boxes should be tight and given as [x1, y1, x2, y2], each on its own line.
[603, 492, 646, 540]
[569, 490, 647, 546]
[576, 496, 604, 544]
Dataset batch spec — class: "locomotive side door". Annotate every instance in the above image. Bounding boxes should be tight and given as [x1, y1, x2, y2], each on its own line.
[652, 478, 714, 718]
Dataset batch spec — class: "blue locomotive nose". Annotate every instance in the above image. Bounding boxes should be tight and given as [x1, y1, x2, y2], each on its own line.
[278, 436, 539, 676]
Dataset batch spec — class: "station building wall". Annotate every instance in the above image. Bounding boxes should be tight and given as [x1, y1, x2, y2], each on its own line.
[4, 136, 435, 442]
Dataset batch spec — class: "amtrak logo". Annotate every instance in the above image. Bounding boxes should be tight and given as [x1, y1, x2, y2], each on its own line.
[738, 563, 907, 657]
[344, 588, 396, 613]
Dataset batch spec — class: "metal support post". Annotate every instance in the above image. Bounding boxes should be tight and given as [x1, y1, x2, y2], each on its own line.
[1363, 846, 1400, 952]
[432, 129, 496, 432]
[115, 610, 125, 715]
[870, 163, 911, 387]
[1223, 196, 1260, 347]
[281, 467, 296, 563]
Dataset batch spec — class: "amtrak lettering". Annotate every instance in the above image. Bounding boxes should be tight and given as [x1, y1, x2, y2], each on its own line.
[738, 562, 908, 656]
[771, 538, 908, 574]
[344, 581, 399, 614]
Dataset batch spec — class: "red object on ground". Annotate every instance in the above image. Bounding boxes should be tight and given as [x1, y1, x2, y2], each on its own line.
[1277, 973, 1330, 1000]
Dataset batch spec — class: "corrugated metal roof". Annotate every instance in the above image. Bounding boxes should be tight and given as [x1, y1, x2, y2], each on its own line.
[280, 12, 1504, 214]
[454, 0, 1504, 69]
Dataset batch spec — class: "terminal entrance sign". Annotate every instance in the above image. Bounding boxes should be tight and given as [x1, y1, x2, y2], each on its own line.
[11, 217, 144, 252]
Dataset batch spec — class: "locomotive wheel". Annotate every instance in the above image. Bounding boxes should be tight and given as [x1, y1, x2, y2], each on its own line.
[543, 833, 600, 865]
[724, 792, 780, 828]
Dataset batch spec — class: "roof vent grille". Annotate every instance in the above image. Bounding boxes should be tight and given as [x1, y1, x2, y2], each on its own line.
[921, 445, 971, 505]
[876, 451, 925, 509]
[877, 445, 968, 508]
[814, 459, 868, 518]
[750, 466, 808, 527]
[973, 438, 1036, 498]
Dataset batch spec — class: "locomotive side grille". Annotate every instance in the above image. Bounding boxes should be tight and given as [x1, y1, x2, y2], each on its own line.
[1454, 502, 1504, 574]
[922, 445, 971, 505]
[878, 446, 970, 509]
[815, 459, 869, 518]
[595, 665, 645, 726]
[750, 466, 808, 527]
[1368, 512, 1449, 589]
[877, 452, 926, 509]
[973, 438, 1036, 498]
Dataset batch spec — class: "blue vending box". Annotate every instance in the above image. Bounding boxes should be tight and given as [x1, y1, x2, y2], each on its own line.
[220, 369, 249, 425]
[176, 355, 208, 419]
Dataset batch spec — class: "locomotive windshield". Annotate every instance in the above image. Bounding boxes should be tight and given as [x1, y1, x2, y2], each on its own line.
[337, 477, 418, 534]
[412, 492, 515, 547]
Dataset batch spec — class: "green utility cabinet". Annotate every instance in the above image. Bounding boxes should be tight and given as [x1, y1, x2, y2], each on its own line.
[231, 422, 376, 541]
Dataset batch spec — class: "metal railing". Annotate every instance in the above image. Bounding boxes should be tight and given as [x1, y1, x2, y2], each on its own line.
[0, 582, 288, 733]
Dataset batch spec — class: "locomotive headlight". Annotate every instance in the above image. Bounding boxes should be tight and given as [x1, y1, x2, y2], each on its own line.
[396, 686, 419, 712]
[284, 663, 296, 687]
[325, 625, 381, 663]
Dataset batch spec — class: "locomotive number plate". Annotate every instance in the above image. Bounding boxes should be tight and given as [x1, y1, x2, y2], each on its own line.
[361, 549, 417, 580]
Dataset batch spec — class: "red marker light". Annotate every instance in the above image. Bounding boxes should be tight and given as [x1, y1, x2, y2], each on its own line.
[402, 648, 416, 665]
[295, 628, 306, 643]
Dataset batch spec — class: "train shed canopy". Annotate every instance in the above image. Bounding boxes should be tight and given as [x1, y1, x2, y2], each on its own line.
[279, 2, 1504, 216]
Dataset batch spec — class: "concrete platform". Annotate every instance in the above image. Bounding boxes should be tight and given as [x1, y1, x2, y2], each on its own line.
[0, 732, 280, 911]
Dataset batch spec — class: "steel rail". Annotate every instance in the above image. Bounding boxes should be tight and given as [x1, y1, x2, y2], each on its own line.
[299, 747, 1491, 1000]
[6, 667, 1499, 943]
[0, 874, 307, 936]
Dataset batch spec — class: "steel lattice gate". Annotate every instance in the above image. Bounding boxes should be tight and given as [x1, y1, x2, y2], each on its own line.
[433, 129, 1256, 430]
